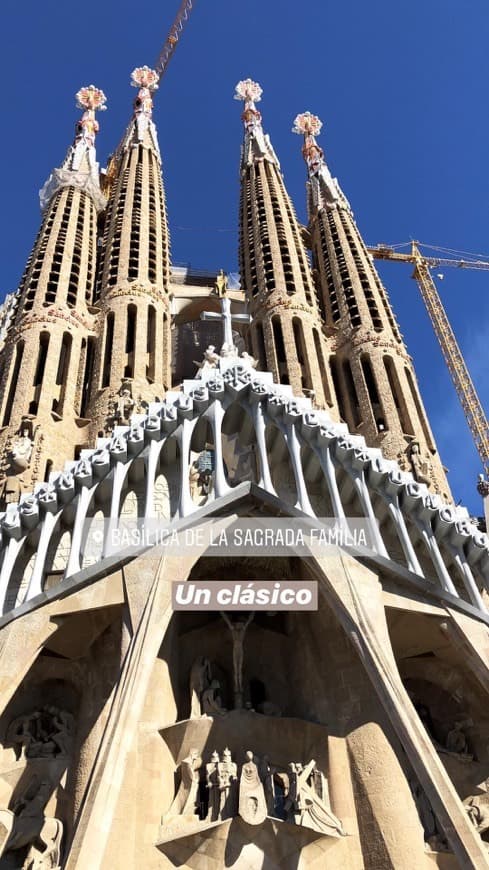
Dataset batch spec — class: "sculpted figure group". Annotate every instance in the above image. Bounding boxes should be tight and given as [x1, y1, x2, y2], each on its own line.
[6, 706, 74, 760]
[165, 747, 344, 837]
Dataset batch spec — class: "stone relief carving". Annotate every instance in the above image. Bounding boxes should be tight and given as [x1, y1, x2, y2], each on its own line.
[444, 719, 473, 759]
[189, 657, 212, 718]
[167, 749, 202, 818]
[163, 748, 344, 838]
[284, 761, 344, 836]
[189, 450, 214, 504]
[6, 707, 75, 760]
[201, 680, 227, 717]
[194, 346, 220, 379]
[9, 432, 34, 473]
[407, 441, 432, 487]
[465, 794, 489, 840]
[239, 751, 268, 825]
[206, 749, 238, 822]
[0, 419, 41, 505]
[106, 381, 135, 432]
[0, 778, 63, 869]
[213, 269, 228, 298]
[189, 657, 226, 718]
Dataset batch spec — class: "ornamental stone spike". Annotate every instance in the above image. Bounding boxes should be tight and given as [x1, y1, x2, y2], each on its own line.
[131, 66, 160, 143]
[292, 110, 348, 211]
[72, 85, 107, 171]
[234, 79, 279, 168]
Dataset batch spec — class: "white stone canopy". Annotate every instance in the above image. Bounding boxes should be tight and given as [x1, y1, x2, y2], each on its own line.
[0, 353, 488, 623]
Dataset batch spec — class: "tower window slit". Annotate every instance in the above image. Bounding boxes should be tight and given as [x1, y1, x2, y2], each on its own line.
[272, 316, 286, 365]
[384, 356, 414, 435]
[329, 355, 348, 424]
[343, 359, 362, 427]
[102, 312, 115, 388]
[53, 332, 72, 417]
[293, 319, 313, 390]
[360, 355, 386, 432]
[33, 332, 50, 388]
[405, 367, 435, 450]
[147, 305, 156, 381]
[80, 337, 95, 417]
[3, 341, 24, 425]
[125, 304, 137, 378]
[254, 321, 267, 370]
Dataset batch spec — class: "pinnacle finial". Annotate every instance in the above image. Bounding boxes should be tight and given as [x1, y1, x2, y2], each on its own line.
[234, 79, 263, 103]
[131, 66, 160, 91]
[131, 66, 159, 144]
[71, 85, 107, 173]
[292, 112, 322, 137]
[235, 79, 263, 133]
[40, 84, 107, 211]
[76, 85, 107, 112]
[293, 111, 325, 176]
[293, 110, 347, 211]
[235, 79, 279, 168]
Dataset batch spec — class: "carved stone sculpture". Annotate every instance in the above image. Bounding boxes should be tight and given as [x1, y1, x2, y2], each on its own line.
[201, 680, 227, 717]
[466, 795, 489, 836]
[167, 749, 202, 818]
[206, 751, 221, 822]
[189, 656, 212, 718]
[214, 269, 228, 298]
[195, 346, 220, 378]
[3, 779, 63, 868]
[220, 612, 253, 707]
[445, 720, 472, 756]
[284, 761, 344, 837]
[106, 381, 135, 432]
[238, 751, 268, 825]
[407, 441, 432, 487]
[258, 755, 276, 816]
[10, 431, 34, 472]
[6, 706, 74, 760]
[218, 748, 238, 820]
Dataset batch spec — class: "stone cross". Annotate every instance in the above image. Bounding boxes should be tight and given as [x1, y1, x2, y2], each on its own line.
[200, 296, 251, 352]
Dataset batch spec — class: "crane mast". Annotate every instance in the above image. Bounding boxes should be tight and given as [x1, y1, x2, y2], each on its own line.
[368, 241, 489, 478]
[154, 0, 195, 79]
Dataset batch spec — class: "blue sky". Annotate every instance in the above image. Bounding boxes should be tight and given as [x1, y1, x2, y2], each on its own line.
[1, 0, 488, 515]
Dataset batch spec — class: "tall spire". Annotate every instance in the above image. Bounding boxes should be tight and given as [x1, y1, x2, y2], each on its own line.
[131, 65, 159, 145]
[88, 66, 172, 436]
[292, 112, 349, 212]
[235, 78, 280, 167]
[0, 86, 107, 494]
[235, 81, 338, 411]
[294, 110, 451, 499]
[40, 85, 107, 213]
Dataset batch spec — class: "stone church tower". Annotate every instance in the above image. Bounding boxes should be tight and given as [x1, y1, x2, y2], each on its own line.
[88, 66, 172, 437]
[0, 60, 487, 870]
[293, 111, 450, 501]
[0, 85, 107, 494]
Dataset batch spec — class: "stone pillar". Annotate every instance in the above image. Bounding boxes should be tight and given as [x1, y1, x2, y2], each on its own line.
[327, 734, 364, 869]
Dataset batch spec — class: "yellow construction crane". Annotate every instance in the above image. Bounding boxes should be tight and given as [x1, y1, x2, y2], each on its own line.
[154, 0, 196, 80]
[367, 241, 489, 478]
[104, 0, 196, 192]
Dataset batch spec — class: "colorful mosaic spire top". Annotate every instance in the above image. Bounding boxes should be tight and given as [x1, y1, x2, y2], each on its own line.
[75, 85, 107, 112]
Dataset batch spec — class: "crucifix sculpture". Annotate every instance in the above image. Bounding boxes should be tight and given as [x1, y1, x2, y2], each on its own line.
[220, 612, 254, 709]
[200, 288, 252, 353]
